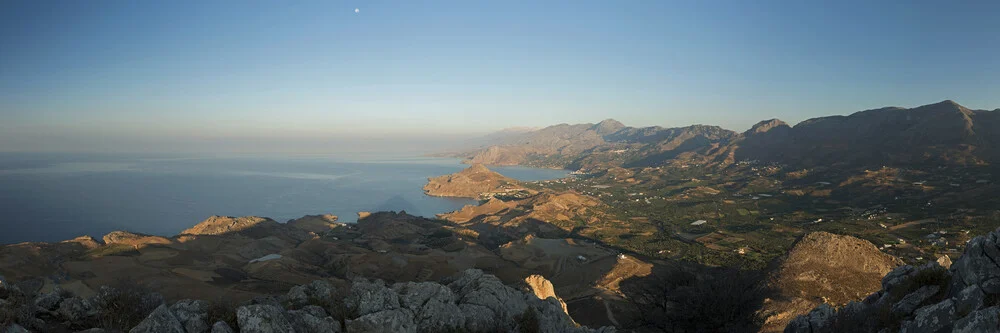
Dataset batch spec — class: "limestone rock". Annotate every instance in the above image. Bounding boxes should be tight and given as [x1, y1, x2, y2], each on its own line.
[210, 321, 235, 333]
[75, 329, 110, 333]
[954, 284, 984, 316]
[953, 306, 1000, 333]
[4, 324, 29, 333]
[524, 274, 569, 316]
[951, 233, 1000, 293]
[298, 305, 327, 319]
[392, 281, 463, 332]
[58, 297, 98, 322]
[34, 287, 65, 312]
[936, 255, 952, 269]
[784, 303, 834, 333]
[285, 280, 335, 308]
[900, 299, 954, 333]
[345, 279, 400, 317]
[286, 309, 340, 333]
[170, 299, 209, 333]
[346, 308, 416, 333]
[129, 304, 185, 333]
[448, 269, 528, 322]
[891, 285, 940, 316]
[236, 304, 294, 333]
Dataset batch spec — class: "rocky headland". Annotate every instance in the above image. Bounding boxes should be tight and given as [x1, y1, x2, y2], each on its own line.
[423, 163, 525, 199]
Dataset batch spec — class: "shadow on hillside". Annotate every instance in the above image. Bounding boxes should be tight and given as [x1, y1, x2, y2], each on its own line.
[615, 262, 775, 332]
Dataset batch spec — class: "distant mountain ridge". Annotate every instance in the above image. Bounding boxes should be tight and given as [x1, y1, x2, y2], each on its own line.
[456, 100, 1000, 170]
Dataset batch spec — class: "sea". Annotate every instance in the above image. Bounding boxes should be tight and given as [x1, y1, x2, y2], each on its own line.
[0, 153, 569, 244]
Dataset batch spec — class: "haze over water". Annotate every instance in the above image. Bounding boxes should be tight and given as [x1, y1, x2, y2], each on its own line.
[0, 153, 568, 244]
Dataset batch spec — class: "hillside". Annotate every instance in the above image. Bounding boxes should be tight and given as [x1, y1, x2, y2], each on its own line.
[760, 232, 904, 332]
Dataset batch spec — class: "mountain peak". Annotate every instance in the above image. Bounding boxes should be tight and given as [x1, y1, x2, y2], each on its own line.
[464, 163, 492, 173]
[924, 99, 967, 111]
[745, 118, 790, 135]
[591, 119, 626, 135]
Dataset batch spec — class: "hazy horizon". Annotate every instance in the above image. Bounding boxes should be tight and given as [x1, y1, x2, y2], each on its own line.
[2, 1, 999, 153]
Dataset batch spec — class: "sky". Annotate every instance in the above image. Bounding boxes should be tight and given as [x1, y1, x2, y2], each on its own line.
[1, 0, 999, 153]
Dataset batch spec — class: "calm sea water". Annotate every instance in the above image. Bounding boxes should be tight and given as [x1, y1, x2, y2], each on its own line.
[0, 153, 568, 244]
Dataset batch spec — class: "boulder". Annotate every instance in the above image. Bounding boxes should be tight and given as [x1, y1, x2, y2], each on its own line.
[286, 309, 340, 333]
[953, 284, 984, 316]
[936, 255, 952, 269]
[448, 269, 528, 325]
[285, 280, 334, 308]
[785, 303, 834, 333]
[891, 285, 940, 316]
[392, 281, 463, 332]
[950, 233, 1000, 293]
[345, 309, 416, 333]
[4, 324, 29, 333]
[298, 305, 327, 319]
[170, 299, 209, 333]
[58, 297, 98, 323]
[899, 299, 955, 333]
[345, 279, 400, 317]
[129, 304, 185, 333]
[34, 287, 65, 312]
[236, 304, 294, 333]
[953, 306, 1000, 333]
[528, 296, 582, 333]
[210, 321, 235, 333]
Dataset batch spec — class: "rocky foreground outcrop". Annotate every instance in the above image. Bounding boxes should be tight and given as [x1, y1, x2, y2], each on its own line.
[785, 227, 1000, 333]
[0, 269, 611, 333]
[423, 163, 522, 199]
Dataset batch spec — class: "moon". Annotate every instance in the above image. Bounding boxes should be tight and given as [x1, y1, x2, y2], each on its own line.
[354, 8, 360, 13]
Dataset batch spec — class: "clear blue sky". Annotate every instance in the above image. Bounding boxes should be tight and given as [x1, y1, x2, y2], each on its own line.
[1, 0, 998, 153]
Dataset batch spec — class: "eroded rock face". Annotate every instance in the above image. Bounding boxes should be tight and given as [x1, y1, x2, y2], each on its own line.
[785, 227, 1000, 333]
[525, 274, 569, 316]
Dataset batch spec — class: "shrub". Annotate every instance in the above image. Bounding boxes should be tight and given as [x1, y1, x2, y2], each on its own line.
[515, 308, 541, 333]
[206, 297, 239, 329]
[621, 266, 772, 332]
[0, 289, 39, 331]
[91, 279, 162, 331]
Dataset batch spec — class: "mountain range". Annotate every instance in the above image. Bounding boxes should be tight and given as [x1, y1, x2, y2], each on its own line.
[454, 100, 1000, 170]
